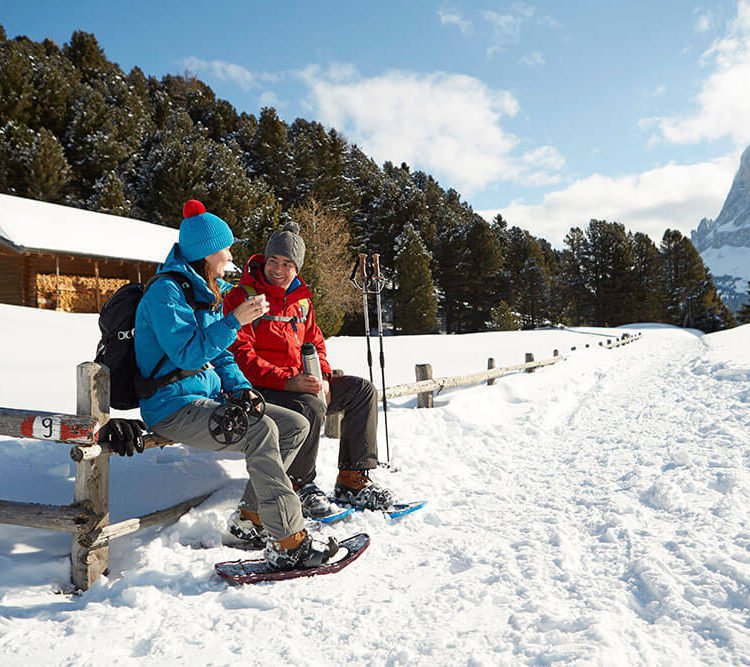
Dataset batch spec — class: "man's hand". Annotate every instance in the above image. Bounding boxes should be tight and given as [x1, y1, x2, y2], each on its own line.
[97, 419, 146, 457]
[285, 373, 324, 395]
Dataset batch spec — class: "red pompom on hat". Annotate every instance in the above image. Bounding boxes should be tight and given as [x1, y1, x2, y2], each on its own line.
[182, 199, 206, 218]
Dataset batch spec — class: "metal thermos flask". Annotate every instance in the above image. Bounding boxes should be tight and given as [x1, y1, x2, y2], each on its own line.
[301, 343, 326, 403]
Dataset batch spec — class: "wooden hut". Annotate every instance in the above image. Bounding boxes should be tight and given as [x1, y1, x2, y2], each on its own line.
[0, 194, 178, 312]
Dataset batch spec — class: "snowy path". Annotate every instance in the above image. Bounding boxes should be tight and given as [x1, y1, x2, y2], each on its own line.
[1, 315, 750, 665]
[485, 331, 750, 663]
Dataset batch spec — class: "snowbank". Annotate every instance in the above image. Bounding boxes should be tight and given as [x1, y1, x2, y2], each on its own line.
[1, 306, 749, 664]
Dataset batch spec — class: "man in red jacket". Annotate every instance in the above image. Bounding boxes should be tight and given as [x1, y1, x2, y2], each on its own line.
[224, 221, 394, 519]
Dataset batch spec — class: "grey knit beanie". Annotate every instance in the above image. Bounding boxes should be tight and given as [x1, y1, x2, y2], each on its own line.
[265, 221, 306, 270]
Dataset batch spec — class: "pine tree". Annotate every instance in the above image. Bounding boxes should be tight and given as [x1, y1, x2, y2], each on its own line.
[582, 220, 637, 326]
[134, 111, 210, 224]
[516, 257, 549, 329]
[430, 187, 474, 332]
[736, 284, 750, 324]
[393, 223, 437, 334]
[289, 118, 324, 205]
[87, 171, 130, 216]
[367, 162, 430, 270]
[0, 36, 41, 128]
[247, 107, 294, 204]
[631, 232, 668, 322]
[489, 300, 520, 331]
[0, 122, 71, 201]
[63, 31, 110, 82]
[459, 216, 504, 331]
[226, 177, 281, 270]
[559, 227, 591, 325]
[502, 226, 551, 328]
[660, 229, 734, 332]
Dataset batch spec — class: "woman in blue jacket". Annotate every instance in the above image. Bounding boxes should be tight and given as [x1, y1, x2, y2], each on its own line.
[133, 200, 338, 570]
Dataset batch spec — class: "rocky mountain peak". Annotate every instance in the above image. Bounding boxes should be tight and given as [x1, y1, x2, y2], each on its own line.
[692, 146, 750, 311]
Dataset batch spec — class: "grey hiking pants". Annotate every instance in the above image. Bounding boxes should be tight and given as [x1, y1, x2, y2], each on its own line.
[151, 398, 308, 540]
[259, 374, 379, 486]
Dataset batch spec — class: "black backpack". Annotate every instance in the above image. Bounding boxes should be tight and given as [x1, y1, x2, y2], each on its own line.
[94, 272, 210, 410]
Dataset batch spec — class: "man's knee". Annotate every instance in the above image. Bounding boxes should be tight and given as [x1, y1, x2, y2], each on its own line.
[289, 411, 311, 446]
[361, 377, 377, 400]
[299, 394, 327, 423]
[352, 376, 377, 405]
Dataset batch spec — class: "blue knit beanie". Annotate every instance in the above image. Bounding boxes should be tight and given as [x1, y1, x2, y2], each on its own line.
[178, 200, 235, 262]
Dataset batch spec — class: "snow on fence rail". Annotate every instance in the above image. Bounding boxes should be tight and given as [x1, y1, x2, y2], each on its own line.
[0, 331, 641, 590]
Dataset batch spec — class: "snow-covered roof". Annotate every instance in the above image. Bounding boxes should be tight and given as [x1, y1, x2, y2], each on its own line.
[0, 193, 178, 264]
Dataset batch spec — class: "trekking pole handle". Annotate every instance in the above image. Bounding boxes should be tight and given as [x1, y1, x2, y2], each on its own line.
[371, 254, 380, 279]
[370, 253, 385, 293]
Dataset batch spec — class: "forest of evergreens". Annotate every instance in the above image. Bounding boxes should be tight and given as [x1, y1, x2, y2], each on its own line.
[0, 26, 736, 335]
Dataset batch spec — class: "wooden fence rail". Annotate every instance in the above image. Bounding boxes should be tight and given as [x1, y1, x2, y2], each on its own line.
[0, 330, 642, 589]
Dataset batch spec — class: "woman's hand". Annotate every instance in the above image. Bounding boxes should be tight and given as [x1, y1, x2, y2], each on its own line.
[231, 294, 269, 326]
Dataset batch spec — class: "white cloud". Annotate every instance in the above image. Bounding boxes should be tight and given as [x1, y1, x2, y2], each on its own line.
[181, 57, 257, 91]
[537, 14, 562, 30]
[519, 51, 545, 66]
[645, 0, 750, 145]
[482, 3, 535, 56]
[299, 65, 564, 193]
[480, 152, 739, 247]
[694, 9, 713, 33]
[259, 90, 282, 108]
[439, 8, 471, 34]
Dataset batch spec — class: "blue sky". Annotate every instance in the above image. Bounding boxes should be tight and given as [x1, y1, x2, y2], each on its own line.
[4, 0, 749, 246]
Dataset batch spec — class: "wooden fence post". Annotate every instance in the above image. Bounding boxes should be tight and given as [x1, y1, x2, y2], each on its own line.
[71, 361, 110, 591]
[525, 352, 535, 372]
[487, 358, 496, 386]
[324, 370, 344, 439]
[415, 364, 433, 408]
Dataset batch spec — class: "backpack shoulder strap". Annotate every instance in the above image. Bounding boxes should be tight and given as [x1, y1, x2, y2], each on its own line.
[297, 298, 310, 322]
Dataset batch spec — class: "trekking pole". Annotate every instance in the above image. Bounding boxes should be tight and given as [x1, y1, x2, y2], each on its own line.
[370, 253, 391, 468]
[350, 253, 374, 383]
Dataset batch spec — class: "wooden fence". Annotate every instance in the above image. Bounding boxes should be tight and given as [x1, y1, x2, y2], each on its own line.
[0, 331, 641, 590]
[326, 331, 641, 432]
[0, 362, 207, 591]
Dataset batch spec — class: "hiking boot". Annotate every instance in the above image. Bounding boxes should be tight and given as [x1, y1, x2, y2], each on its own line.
[264, 530, 339, 571]
[297, 482, 332, 519]
[227, 509, 269, 549]
[334, 469, 395, 511]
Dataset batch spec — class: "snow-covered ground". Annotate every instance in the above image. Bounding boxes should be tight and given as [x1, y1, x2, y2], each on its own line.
[1, 304, 749, 665]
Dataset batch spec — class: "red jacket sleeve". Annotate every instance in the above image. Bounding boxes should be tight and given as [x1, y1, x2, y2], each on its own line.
[223, 286, 298, 390]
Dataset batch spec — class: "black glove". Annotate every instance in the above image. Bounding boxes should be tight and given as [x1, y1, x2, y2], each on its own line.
[227, 388, 266, 423]
[97, 418, 147, 457]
